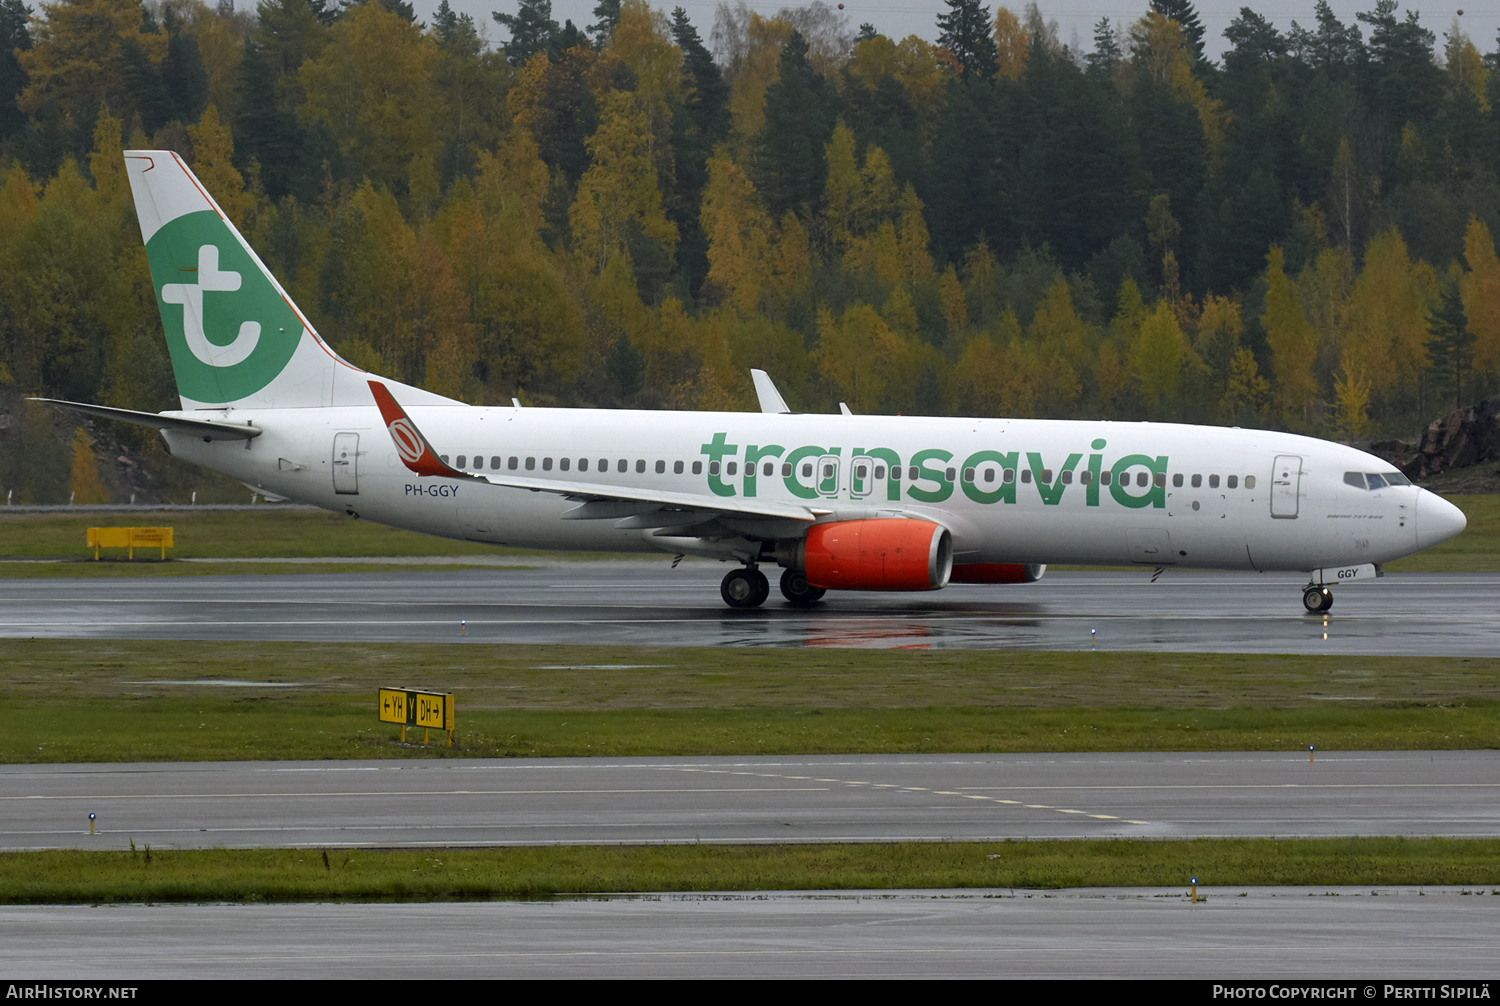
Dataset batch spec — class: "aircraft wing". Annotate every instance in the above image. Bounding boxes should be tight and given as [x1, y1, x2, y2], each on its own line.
[368, 380, 824, 527]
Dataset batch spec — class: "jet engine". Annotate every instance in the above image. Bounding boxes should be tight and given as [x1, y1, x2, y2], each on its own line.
[789, 519, 953, 591]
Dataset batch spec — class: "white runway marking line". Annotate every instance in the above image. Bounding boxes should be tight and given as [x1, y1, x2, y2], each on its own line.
[673, 768, 1148, 826]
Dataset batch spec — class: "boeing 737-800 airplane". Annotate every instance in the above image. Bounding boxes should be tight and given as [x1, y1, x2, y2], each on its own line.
[37, 151, 1468, 612]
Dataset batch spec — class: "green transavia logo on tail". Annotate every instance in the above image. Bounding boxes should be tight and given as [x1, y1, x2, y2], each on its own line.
[146, 210, 302, 403]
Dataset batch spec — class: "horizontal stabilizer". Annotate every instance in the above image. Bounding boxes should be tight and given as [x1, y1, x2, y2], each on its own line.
[30, 398, 262, 440]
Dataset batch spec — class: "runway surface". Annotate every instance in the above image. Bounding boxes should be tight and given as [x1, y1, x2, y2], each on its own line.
[4, 890, 1496, 979]
[5, 752, 1496, 851]
[1, 565, 1497, 654]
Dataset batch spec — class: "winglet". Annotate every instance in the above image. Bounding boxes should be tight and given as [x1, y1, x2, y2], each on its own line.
[369, 380, 474, 479]
[751, 369, 791, 414]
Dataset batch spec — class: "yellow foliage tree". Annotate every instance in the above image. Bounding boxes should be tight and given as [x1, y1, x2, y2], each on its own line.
[1460, 218, 1500, 377]
[993, 7, 1028, 80]
[1261, 247, 1320, 429]
[1128, 11, 1227, 150]
[1445, 24, 1490, 112]
[570, 90, 678, 274]
[815, 303, 909, 414]
[187, 105, 253, 228]
[1131, 300, 1199, 421]
[1342, 229, 1438, 405]
[298, 3, 441, 208]
[701, 151, 773, 313]
[69, 427, 108, 505]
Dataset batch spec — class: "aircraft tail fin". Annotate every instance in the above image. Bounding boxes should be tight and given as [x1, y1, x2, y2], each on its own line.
[124, 151, 457, 412]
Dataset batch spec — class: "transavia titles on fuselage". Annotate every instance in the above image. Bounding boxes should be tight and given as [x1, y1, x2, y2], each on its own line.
[35, 152, 1467, 612]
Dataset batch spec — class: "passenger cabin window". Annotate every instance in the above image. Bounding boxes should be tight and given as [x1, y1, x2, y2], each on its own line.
[617, 459, 628, 473]
[1021, 469, 1032, 483]
[579, 458, 589, 472]
[542, 457, 553, 471]
[727, 462, 737, 476]
[875, 465, 886, 479]
[1137, 472, 1149, 488]
[440, 455, 449, 464]
[1208, 474, 1219, 488]
[983, 469, 995, 483]
[674, 461, 684, 474]
[456, 455, 467, 468]
[1004, 469, 1015, 483]
[560, 458, 570, 472]
[655, 460, 665, 474]
[1173, 473, 1184, 487]
[490, 456, 501, 470]
[907, 466, 919, 481]
[525, 457, 535, 471]
[1244, 475, 1256, 489]
[803, 464, 814, 478]
[636, 460, 647, 474]
[782, 463, 793, 477]
[1100, 471, 1111, 486]
[1079, 470, 1091, 485]
[945, 467, 956, 482]
[692, 461, 702, 474]
[764, 462, 775, 477]
[1061, 470, 1073, 484]
[1040, 469, 1053, 484]
[1191, 474, 1202, 488]
[962, 468, 975, 483]
[709, 462, 720, 475]
[1227, 475, 1237, 488]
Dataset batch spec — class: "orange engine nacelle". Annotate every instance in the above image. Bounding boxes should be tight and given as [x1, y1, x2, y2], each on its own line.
[949, 563, 1047, 584]
[802, 519, 953, 592]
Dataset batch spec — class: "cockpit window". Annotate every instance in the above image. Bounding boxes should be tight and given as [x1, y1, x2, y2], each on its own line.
[1346, 471, 1411, 490]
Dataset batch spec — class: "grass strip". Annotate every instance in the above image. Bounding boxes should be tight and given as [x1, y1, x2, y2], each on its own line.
[4, 642, 1497, 762]
[8, 701, 1499, 763]
[0, 508, 635, 564]
[3, 839, 1498, 903]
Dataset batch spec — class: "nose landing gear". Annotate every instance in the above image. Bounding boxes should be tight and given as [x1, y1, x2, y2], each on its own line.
[721, 566, 771, 608]
[1302, 585, 1333, 613]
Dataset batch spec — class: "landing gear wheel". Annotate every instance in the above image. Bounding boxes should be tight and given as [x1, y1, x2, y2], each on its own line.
[1302, 586, 1333, 613]
[780, 569, 827, 606]
[721, 568, 769, 608]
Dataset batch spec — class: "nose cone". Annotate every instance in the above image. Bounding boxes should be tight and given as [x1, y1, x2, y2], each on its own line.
[1417, 490, 1467, 551]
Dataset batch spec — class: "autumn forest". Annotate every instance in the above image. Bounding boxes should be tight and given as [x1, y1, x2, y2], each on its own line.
[3, 0, 1500, 495]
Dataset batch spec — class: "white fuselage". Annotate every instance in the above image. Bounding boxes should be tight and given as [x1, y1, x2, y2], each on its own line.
[163, 405, 1454, 574]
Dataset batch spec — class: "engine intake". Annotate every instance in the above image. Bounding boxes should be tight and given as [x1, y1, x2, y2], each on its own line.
[799, 519, 953, 592]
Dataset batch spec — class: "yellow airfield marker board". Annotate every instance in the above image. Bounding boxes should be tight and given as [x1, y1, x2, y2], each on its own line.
[378, 688, 455, 745]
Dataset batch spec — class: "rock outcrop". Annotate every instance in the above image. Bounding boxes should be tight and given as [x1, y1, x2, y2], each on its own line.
[1403, 397, 1500, 480]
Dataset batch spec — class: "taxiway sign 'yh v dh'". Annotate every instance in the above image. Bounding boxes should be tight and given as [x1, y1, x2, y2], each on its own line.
[36, 152, 1468, 611]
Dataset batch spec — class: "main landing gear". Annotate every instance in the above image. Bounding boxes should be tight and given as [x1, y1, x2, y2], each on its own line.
[721, 566, 770, 608]
[779, 569, 827, 607]
[719, 566, 828, 608]
[1302, 585, 1334, 613]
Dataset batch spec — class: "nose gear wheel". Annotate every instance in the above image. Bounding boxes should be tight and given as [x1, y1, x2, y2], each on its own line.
[1302, 586, 1333, 613]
